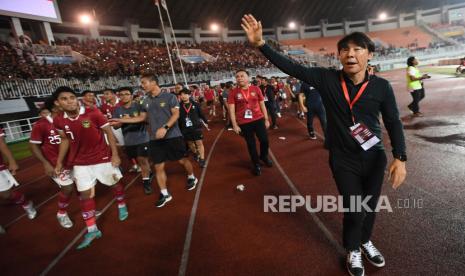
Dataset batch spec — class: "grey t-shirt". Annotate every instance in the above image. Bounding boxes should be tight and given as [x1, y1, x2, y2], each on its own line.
[113, 102, 150, 146]
[141, 92, 182, 140]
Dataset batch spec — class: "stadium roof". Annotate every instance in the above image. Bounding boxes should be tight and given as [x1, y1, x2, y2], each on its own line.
[58, 0, 463, 29]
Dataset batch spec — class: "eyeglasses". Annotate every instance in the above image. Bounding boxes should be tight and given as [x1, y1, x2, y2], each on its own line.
[120, 93, 132, 96]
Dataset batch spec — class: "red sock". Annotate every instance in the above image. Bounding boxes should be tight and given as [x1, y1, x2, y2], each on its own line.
[113, 183, 126, 207]
[57, 191, 71, 215]
[80, 198, 97, 232]
[10, 191, 27, 206]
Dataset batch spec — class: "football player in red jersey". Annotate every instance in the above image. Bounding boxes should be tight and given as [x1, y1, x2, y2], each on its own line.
[30, 97, 75, 229]
[0, 128, 37, 226]
[52, 86, 128, 250]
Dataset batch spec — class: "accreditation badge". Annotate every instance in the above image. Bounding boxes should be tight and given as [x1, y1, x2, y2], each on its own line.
[349, 123, 381, 151]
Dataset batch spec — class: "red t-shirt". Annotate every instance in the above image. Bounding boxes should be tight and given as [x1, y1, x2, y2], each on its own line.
[227, 85, 264, 125]
[53, 107, 112, 166]
[0, 128, 6, 171]
[100, 99, 120, 119]
[30, 116, 65, 167]
[204, 89, 215, 101]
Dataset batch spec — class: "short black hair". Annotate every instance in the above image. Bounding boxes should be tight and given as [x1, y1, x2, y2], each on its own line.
[81, 90, 94, 97]
[179, 88, 191, 95]
[52, 86, 75, 100]
[337, 32, 375, 53]
[235, 69, 249, 76]
[40, 96, 56, 113]
[407, 56, 416, 66]
[102, 88, 115, 93]
[117, 86, 133, 94]
[141, 73, 159, 84]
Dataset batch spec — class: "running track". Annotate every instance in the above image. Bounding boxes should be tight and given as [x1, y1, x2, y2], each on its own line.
[1, 69, 464, 275]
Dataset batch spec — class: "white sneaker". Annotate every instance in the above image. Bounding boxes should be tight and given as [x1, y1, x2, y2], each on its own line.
[57, 213, 73, 229]
[277, 112, 282, 118]
[361, 241, 385, 267]
[347, 250, 365, 276]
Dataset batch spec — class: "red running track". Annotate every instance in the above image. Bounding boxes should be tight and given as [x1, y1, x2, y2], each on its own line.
[1, 69, 464, 275]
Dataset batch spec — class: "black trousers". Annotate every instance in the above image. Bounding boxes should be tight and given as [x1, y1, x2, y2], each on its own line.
[329, 150, 387, 251]
[240, 119, 269, 165]
[265, 101, 277, 127]
[408, 88, 425, 113]
[305, 102, 327, 136]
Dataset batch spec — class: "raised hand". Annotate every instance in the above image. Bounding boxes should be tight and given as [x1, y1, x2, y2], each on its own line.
[241, 14, 264, 47]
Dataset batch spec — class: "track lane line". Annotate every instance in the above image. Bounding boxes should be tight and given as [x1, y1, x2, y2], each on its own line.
[40, 174, 141, 276]
[178, 128, 224, 276]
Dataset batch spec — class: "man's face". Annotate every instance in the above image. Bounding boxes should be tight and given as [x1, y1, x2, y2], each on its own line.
[103, 90, 115, 101]
[338, 42, 373, 76]
[55, 92, 79, 113]
[235, 71, 249, 87]
[119, 90, 132, 104]
[39, 109, 51, 118]
[175, 84, 183, 93]
[180, 93, 190, 102]
[83, 92, 95, 104]
[141, 78, 156, 92]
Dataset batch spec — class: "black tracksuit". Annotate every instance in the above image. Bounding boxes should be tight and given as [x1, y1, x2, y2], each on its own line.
[259, 43, 406, 251]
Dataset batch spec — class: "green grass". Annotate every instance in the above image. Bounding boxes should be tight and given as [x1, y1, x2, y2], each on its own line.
[422, 66, 465, 77]
[7, 140, 32, 161]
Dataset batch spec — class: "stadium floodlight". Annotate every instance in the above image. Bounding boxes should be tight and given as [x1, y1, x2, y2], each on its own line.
[378, 12, 388, 20]
[288, 21, 296, 29]
[210, 23, 219, 32]
[79, 14, 93, 25]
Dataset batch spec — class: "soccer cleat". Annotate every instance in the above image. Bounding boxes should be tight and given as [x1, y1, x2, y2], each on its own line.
[25, 203, 37, 220]
[361, 241, 385, 267]
[346, 250, 365, 276]
[309, 131, 317, 140]
[57, 213, 73, 229]
[76, 230, 102, 250]
[187, 177, 198, 191]
[155, 193, 173, 208]
[199, 159, 206, 168]
[118, 205, 129, 221]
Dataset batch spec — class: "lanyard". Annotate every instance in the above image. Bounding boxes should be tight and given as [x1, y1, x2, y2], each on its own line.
[182, 102, 193, 114]
[240, 86, 252, 108]
[340, 74, 369, 124]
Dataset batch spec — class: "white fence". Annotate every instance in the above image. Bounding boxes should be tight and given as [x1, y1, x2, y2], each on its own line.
[0, 117, 40, 143]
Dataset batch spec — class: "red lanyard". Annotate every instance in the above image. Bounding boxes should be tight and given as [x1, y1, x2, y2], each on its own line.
[340, 74, 369, 124]
[182, 102, 193, 114]
[240, 87, 252, 108]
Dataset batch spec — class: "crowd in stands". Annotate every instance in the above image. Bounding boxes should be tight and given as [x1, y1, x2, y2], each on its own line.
[0, 38, 273, 81]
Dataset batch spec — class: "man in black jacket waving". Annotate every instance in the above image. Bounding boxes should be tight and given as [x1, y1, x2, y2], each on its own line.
[242, 14, 407, 276]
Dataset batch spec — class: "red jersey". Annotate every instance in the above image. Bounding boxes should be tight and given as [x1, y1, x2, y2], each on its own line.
[204, 89, 215, 101]
[30, 116, 65, 167]
[227, 85, 264, 125]
[0, 128, 7, 171]
[53, 107, 112, 166]
[100, 98, 120, 119]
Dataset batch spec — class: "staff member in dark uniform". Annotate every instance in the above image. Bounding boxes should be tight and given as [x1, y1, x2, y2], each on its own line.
[258, 76, 278, 129]
[228, 69, 273, 176]
[178, 88, 208, 168]
[298, 82, 327, 140]
[242, 14, 407, 276]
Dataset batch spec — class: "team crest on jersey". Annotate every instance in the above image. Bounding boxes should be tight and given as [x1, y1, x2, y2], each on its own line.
[82, 120, 91, 128]
[237, 93, 243, 100]
[50, 130, 55, 134]
[160, 102, 166, 107]
[251, 92, 256, 97]
[65, 125, 70, 130]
